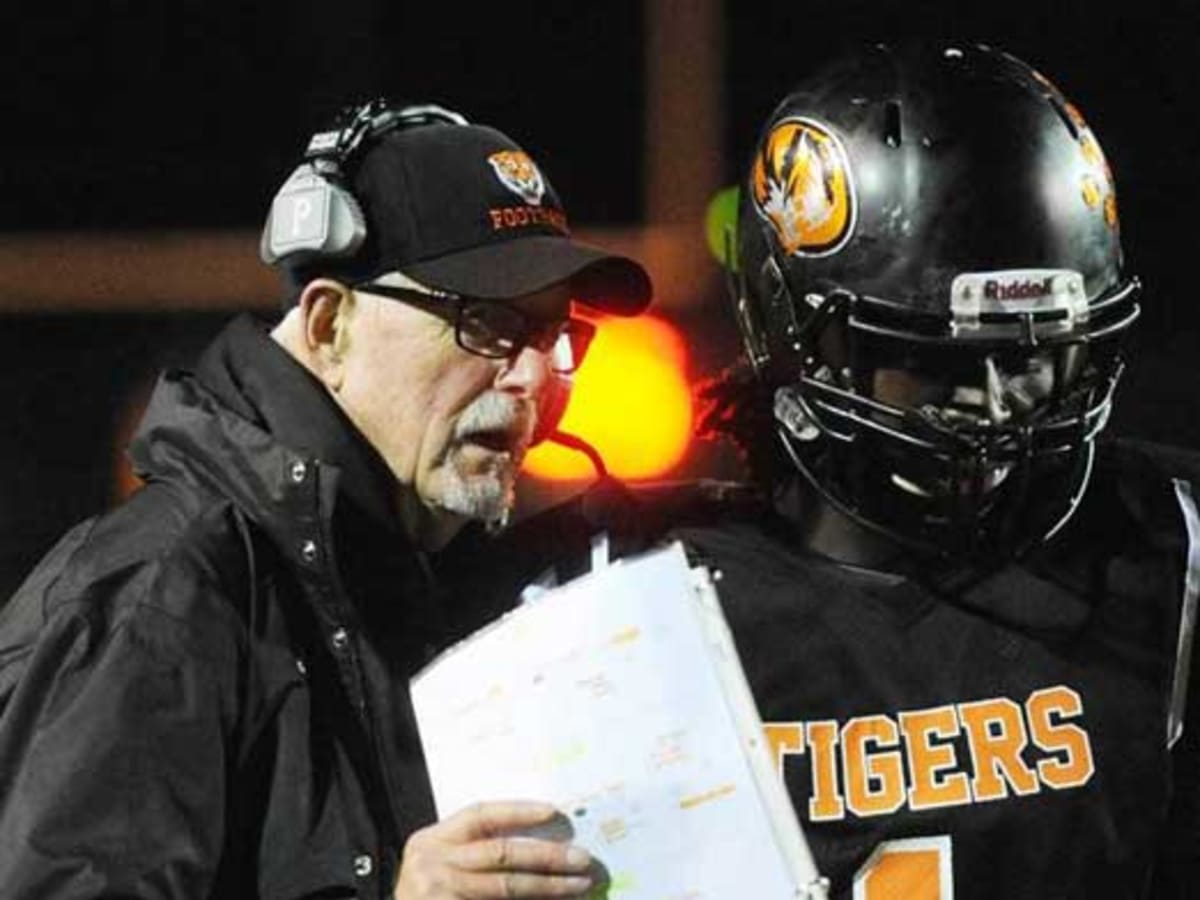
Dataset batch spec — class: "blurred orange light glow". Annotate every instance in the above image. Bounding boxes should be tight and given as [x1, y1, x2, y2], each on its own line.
[523, 314, 693, 481]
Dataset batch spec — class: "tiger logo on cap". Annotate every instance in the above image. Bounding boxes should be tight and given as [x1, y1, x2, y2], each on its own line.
[751, 117, 856, 257]
[488, 151, 546, 207]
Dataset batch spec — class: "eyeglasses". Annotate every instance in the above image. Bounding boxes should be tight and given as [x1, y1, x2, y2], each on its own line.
[354, 282, 596, 375]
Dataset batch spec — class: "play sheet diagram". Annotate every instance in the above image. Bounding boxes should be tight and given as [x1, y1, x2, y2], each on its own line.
[411, 542, 826, 898]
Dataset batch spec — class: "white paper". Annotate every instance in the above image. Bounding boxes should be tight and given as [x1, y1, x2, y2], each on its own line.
[411, 542, 825, 898]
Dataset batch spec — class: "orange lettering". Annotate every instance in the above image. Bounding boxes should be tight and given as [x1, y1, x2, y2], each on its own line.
[899, 706, 971, 810]
[763, 722, 803, 779]
[843, 715, 905, 818]
[1027, 686, 1095, 790]
[958, 698, 1039, 801]
[806, 720, 845, 821]
[854, 835, 953, 900]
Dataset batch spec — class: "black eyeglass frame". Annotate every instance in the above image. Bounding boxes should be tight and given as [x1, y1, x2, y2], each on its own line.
[352, 282, 596, 375]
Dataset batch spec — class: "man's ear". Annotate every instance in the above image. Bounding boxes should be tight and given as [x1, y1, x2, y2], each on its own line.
[297, 279, 355, 390]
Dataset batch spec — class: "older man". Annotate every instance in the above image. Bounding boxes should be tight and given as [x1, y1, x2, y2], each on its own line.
[0, 101, 649, 899]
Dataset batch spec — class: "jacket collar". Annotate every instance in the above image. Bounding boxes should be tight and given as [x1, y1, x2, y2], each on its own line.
[191, 314, 401, 536]
[129, 316, 420, 606]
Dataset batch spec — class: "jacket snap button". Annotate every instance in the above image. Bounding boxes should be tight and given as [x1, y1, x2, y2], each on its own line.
[300, 539, 318, 563]
[353, 853, 373, 877]
[290, 460, 307, 483]
[331, 627, 349, 650]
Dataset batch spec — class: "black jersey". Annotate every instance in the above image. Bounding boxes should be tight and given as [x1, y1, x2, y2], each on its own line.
[661, 439, 1200, 899]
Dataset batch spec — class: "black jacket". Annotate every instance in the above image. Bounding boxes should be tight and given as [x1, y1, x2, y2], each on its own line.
[0, 316, 485, 899]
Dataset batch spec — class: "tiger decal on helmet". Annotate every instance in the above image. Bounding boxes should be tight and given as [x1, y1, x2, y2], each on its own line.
[751, 117, 856, 258]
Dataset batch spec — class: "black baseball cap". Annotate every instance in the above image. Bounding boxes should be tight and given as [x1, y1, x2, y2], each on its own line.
[315, 123, 651, 315]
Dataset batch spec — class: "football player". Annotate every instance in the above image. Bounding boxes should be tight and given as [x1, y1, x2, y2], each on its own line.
[682, 41, 1200, 898]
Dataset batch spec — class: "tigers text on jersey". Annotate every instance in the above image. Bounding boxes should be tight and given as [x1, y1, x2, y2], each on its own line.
[764, 683, 1095, 824]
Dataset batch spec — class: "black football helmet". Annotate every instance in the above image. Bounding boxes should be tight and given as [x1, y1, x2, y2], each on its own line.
[732, 42, 1140, 558]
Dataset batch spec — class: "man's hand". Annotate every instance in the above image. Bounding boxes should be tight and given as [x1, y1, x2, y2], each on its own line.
[394, 800, 594, 899]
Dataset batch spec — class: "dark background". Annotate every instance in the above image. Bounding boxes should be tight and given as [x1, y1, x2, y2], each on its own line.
[1, 0, 1197, 596]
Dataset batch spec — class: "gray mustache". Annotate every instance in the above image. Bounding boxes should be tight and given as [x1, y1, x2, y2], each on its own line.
[454, 392, 536, 446]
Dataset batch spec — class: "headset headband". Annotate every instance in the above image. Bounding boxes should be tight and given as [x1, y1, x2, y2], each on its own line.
[305, 99, 469, 168]
[260, 98, 469, 267]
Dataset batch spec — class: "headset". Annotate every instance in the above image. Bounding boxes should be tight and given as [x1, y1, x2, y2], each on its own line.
[259, 99, 469, 268]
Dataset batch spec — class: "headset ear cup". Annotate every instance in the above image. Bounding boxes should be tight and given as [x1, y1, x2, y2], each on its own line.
[324, 178, 368, 258]
[531, 373, 573, 446]
[260, 164, 368, 265]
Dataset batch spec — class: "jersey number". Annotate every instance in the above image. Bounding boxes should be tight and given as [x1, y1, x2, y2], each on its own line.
[853, 835, 953, 900]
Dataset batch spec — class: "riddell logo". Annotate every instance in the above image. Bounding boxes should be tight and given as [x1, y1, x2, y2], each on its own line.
[984, 277, 1055, 301]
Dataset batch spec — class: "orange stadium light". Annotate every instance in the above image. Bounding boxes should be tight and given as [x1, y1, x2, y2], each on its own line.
[523, 312, 693, 482]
